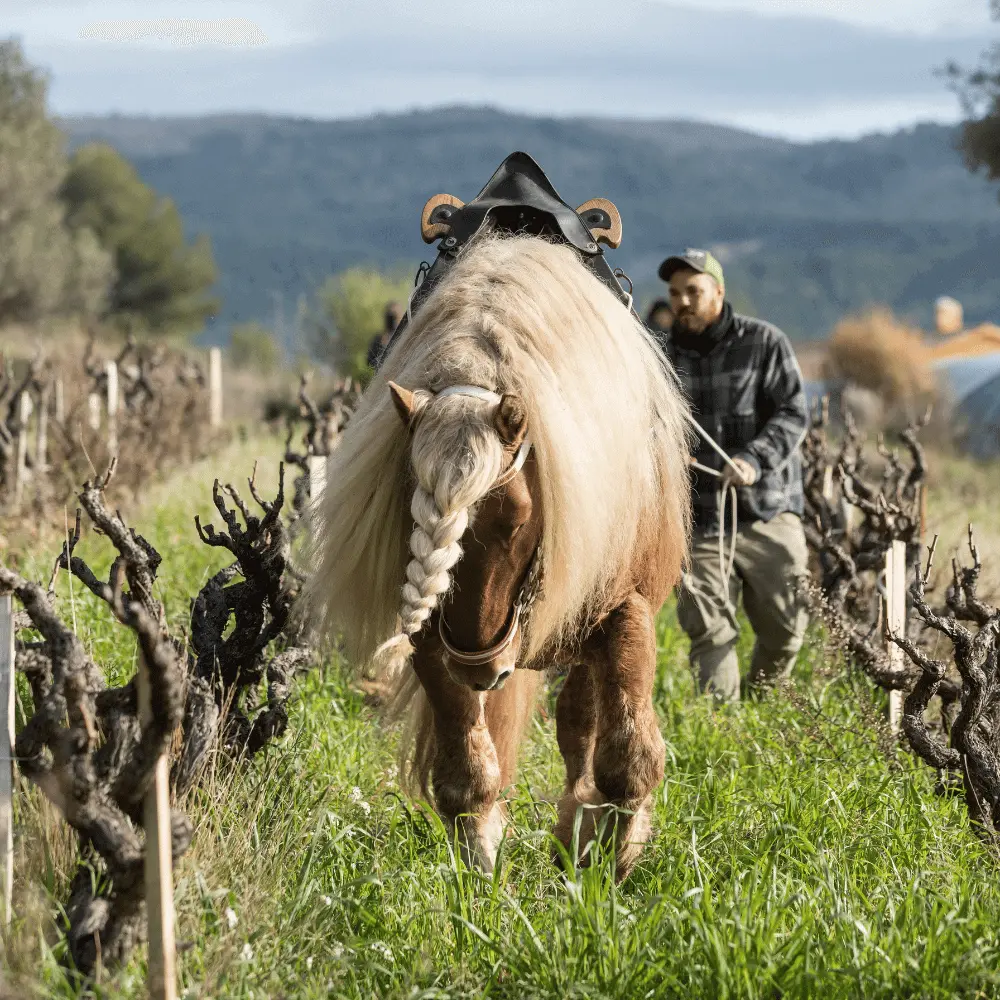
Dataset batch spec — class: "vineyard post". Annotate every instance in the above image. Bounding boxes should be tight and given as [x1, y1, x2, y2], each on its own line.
[821, 464, 833, 501]
[14, 393, 33, 508]
[54, 377, 65, 423]
[0, 593, 14, 928]
[885, 539, 907, 732]
[35, 380, 49, 472]
[209, 348, 222, 428]
[106, 360, 119, 455]
[138, 654, 178, 1000]
[88, 394, 101, 431]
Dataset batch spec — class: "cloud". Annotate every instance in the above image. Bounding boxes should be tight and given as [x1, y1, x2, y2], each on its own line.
[655, 0, 991, 34]
[78, 17, 268, 47]
[13, 0, 994, 139]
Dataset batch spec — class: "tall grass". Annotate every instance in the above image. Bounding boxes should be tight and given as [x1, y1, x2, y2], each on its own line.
[5, 442, 1000, 999]
[923, 445, 1000, 603]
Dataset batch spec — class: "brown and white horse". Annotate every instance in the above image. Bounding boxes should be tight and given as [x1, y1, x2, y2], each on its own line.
[306, 231, 691, 878]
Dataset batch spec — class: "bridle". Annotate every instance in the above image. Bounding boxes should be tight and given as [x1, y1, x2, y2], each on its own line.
[423, 385, 544, 667]
[439, 547, 544, 666]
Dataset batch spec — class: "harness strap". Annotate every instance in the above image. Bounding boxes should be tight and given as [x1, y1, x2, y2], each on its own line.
[438, 546, 543, 665]
[440, 602, 523, 666]
[435, 385, 533, 488]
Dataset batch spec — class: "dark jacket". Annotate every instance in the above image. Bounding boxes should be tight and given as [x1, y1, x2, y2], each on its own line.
[654, 307, 808, 532]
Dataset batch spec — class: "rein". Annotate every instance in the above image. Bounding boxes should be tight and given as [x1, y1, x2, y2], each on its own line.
[684, 414, 741, 587]
[427, 384, 542, 666]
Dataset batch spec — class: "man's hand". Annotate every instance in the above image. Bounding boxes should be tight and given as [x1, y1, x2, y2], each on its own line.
[720, 457, 757, 490]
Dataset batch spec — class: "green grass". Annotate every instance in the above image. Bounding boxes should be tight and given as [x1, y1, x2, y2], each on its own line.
[6, 440, 1000, 1000]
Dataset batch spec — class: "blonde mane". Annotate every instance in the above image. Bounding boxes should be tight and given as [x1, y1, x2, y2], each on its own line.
[304, 232, 691, 674]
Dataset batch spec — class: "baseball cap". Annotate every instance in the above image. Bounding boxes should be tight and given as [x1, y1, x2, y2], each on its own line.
[658, 248, 725, 291]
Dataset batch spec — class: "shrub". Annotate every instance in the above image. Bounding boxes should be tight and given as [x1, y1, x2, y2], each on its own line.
[822, 307, 936, 410]
[309, 268, 410, 380]
[229, 320, 282, 373]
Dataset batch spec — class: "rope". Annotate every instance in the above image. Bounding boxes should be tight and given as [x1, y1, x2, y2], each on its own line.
[682, 411, 741, 588]
[717, 481, 738, 584]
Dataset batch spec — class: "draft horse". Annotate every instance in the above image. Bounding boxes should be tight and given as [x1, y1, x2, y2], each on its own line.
[308, 160, 691, 879]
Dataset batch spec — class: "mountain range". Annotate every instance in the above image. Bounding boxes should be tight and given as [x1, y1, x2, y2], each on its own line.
[60, 106, 1000, 347]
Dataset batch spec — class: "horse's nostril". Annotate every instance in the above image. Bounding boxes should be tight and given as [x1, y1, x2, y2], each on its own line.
[472, 682, 489, 692]
[492, 669, 513, 691]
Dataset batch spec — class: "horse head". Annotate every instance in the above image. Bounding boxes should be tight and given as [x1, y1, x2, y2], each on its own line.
[387, 380, 543, 692]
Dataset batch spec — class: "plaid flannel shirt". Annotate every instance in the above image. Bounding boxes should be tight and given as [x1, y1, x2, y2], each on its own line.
[655, 312, 808, 533]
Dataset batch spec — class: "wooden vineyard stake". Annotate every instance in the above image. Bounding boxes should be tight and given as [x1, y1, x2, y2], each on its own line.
[0, 594, 14, 928]
[918, 482, 927, 543]
[88, 393, 101, 431]
[137, 655, 178, 1000]
[308, 454, 327, 508]
[885, 539, 907, 733]
[35, 381, 49, 473]
[14, 393, 33, 508]
[54, 377, 65, 424]
[821, 463, 834, 502]
[209, 348, 223, 428]
[106, 360, 119, 455]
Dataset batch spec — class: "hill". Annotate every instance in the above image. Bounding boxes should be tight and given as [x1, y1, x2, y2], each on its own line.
[59, 107, 1000, 346]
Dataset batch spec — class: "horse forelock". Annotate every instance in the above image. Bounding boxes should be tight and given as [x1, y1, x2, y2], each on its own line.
[303, 231, 692, 669]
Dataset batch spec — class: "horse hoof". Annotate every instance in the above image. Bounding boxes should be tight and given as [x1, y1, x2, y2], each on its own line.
[454, 804, 505, 873]
[551, 789, 652, 880]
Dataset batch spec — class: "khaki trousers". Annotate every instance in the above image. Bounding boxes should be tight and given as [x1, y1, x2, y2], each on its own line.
[676, 511, 810, 703]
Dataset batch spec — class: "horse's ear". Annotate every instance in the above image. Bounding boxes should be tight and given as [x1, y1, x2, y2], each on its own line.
[494, 394, 528, 450]
[576, 198, 623, 249]
[421, 193, 465, 244]
[388, 382, 418, 428]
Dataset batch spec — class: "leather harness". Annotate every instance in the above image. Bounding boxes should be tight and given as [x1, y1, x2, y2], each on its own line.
[377, 151, 636, 368]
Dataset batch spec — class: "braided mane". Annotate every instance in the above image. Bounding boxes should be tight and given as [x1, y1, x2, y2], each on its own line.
[367, 389, 505, 681]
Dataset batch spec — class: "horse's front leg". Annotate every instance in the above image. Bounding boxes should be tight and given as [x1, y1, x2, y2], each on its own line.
[554, 593, 664, 881]
[554, 659, 597, 805]
[411, 634, 505, 873]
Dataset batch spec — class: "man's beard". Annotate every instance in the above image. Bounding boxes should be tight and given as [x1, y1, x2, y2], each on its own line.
[672, 312, 705, 335]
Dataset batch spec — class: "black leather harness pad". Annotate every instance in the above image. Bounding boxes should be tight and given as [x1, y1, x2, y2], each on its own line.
[380, 151, 634, 366]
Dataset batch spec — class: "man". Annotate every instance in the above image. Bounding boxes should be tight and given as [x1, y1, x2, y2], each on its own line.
[654, 248, 809, 702]
[366, 300, 404, 372]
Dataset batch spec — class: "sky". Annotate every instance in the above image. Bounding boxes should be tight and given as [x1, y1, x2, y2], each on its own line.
[5, 0, 998, 140]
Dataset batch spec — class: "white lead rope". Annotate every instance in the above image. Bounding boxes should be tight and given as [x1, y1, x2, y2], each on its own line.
[682, 412, 740, 588]
[683, 412, 744, 476]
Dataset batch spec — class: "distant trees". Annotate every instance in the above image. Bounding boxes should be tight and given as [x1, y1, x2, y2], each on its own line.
[61, 142, 220, 336]
[0, 39, 112, 324]
[0, 36, 219, 336]
[949, 1, 1000, 186]
[310, 268, 409, 380]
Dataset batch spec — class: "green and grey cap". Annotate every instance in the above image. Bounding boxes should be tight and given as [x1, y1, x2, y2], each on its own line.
[658, 248, 725, 291]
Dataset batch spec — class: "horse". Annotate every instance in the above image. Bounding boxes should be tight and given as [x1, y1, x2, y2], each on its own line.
[306, 229, 691, 879]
